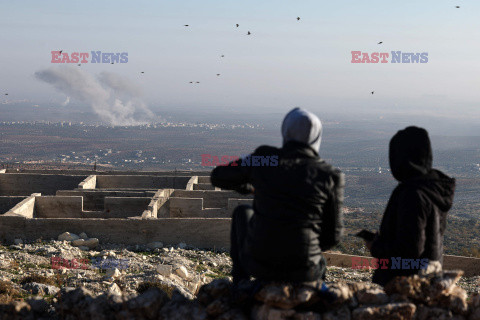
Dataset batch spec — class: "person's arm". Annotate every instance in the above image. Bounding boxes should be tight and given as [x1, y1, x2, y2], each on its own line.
[370, 189, 428, 258]
[210, 155, 253, 195]
[320, 170, 345, 251]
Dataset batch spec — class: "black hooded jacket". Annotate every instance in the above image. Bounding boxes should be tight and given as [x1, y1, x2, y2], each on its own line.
[211, 141, 345, 282]
[370, 127, 456, 286]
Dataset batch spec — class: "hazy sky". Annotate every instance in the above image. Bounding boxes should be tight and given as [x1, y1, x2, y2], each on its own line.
[1, 0, 479, 120]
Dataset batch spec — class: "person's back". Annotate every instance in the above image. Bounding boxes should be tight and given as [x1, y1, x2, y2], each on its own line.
[369, 126, 455, 286]
[211, 107, 344, 283]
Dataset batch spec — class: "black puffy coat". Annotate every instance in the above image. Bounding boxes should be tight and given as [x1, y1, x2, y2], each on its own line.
[371, 127, 456, 286]
[211, 141, 345, 282]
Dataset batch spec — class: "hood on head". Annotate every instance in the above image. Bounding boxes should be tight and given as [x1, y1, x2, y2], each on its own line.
[414, 169, 456, 212]
[389, 126, 432, 182]
[281, 107, 322, 153]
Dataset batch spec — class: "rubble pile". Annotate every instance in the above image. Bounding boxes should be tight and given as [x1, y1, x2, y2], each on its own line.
[0, 270, 478, 320]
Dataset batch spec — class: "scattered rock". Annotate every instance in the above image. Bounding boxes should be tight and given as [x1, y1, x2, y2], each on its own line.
[105, 268, 121, 279]
[107, 283, 122, 296]
[352, 302, 416, 320]
[79, 232, 88, 239]
[58, 232, 80, 241]
[356, 287, 390, 305]
[175, 265, 189, 279]
[157, 264, 173, 276]
[14, 238, 23, 245]
[71, 238, 99, 249]
[23, 282, 60, 295]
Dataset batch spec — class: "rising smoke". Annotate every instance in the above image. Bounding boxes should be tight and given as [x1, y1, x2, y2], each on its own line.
[34, 66, 158, 126]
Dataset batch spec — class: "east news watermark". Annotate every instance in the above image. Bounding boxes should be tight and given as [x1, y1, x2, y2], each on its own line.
[351, 51, 428, 63]
[51, 51, 128, 64]
[352, 257, 429, 270]
[201, 154, 279, 167]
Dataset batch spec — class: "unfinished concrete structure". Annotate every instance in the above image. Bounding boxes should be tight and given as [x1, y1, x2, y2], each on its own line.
[1, 169, 479, 275]
[0, 170, 252, 248]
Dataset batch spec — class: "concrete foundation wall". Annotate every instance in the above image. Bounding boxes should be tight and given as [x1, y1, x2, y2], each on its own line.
[193, 183, 218, 191]
[56, 190, 156, 211]
[171, 190, 253, 208]
[34, 196, 84, 218]
[104, 197, 151, 218]
[142, 189, 174, 219]
[95, 175, 190, 189]
[0, 217, 230, 249]
[197, 176, 211, 184]
[0, 196, 27, 214]
[79, 175, 96, 189]
[169, 197, 204, 218]
[5, 169, 211, 176]
[0, 174, 87, 196]
[186, 176, 198, 191]
[3, 195, 36, 218]
[168, 197, 241, 218]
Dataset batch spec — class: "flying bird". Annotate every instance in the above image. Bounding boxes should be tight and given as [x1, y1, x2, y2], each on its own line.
[371, 91, 375, 95]
[78, 64, 81, 66]
[216, 74, 220, 76]
[189, 82, 193, 83]
[111, 62, 114, 64]
[141, 72, 144, 74]
[247, 31, 251, 35]
[236, 24, 239, 27]
[196, 81, 200, 83]
[378, 41, 383, 44]
[59, 50, 63, 54]
[456, 6, 460, 8]
[297, 17, 300, 21]
[184, 24, 189, 27]
[221, 55, 224, 58]
[4, 93, 8, 96]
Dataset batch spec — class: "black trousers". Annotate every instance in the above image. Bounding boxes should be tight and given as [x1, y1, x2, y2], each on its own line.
[230, 204, 254, 284]
[230, 204, 327, 284]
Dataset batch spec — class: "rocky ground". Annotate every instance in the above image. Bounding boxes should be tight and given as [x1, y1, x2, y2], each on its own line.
[0, 234, 478, 319]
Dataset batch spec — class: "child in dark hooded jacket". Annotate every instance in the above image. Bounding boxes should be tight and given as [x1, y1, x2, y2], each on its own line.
[368, 126, 456, 286]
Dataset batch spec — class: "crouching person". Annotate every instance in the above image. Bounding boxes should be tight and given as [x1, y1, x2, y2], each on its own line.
[366, 126, 456, 286]
[210, 107, 345, 286]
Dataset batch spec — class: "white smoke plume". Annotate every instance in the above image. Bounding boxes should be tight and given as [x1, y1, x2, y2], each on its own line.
[62, 96, 70, 106]
[34, 66, 157, 126]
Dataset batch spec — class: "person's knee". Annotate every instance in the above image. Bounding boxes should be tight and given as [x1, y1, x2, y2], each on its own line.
[233, 204, 254, 220]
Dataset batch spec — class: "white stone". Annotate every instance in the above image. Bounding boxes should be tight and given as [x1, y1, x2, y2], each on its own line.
[71, 239, 85, 247]
[14, 239, 23, 245]
[156, 264, 172, 276]
[79, 232, 88, 240]
[100, 250, 116, 257]
[147, 241, 163, 249]
[107, 283, 122, 296]
[106, 268, 121, 279]
[174, 265, 189, 279]
[83, 238, 99, 249]
[58, 232, 80, 241]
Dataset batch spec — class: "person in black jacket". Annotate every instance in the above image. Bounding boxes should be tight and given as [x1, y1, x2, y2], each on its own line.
[210, 107, 344, 285]
[366, 126, 456, 286]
